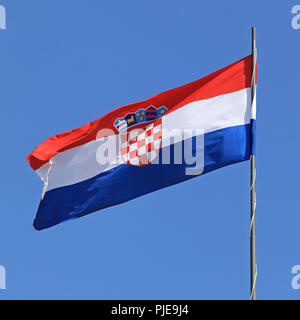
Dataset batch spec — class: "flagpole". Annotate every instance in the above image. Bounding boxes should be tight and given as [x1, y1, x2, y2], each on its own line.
[250, 26, 257, 300]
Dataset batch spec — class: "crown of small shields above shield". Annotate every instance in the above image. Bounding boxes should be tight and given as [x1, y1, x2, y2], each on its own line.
[114, 105, 168, 133]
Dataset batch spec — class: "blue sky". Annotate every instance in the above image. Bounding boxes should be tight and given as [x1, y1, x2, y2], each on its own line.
[0, 0, 299, 299]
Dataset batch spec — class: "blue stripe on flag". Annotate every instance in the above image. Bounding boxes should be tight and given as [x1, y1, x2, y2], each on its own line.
[34, 121, 255, 230]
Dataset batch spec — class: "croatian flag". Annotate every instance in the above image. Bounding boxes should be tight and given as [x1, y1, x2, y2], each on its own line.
[27, 56, 256, 230]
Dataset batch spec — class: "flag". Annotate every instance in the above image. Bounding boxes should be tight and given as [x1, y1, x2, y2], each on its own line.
[27, 56, 256, 230]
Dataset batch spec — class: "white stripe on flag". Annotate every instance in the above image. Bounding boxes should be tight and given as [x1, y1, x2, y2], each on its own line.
[37, 87, 253, 192]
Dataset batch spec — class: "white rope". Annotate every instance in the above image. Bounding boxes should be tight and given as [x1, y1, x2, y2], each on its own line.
[251, 48, 257, 103]
[250, 48, 257, 233]
[250, 264, 257, 300]
[250, 165, 256, 233]
[249, 46, 257, 300]
[251, 49, 257, 84]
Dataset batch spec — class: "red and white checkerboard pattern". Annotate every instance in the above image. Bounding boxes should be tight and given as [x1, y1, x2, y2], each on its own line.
[121, 119, 162, 166]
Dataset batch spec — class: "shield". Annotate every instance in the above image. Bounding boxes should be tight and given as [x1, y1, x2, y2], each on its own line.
[120, 118, 162, 166]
